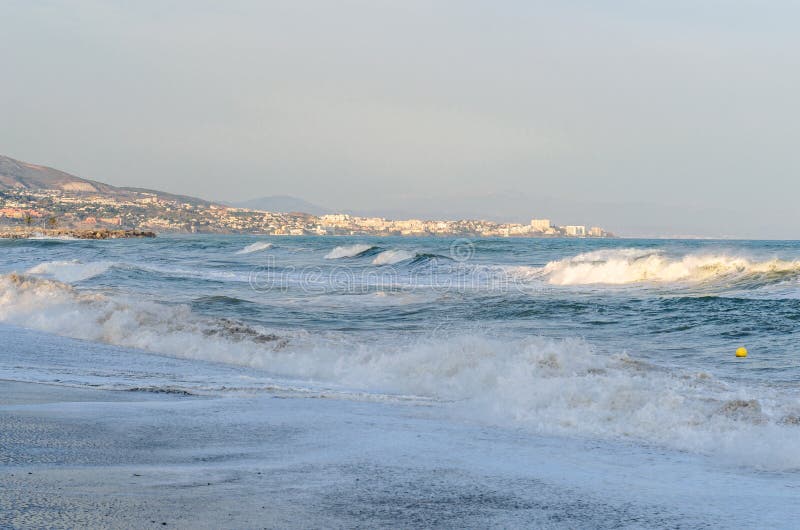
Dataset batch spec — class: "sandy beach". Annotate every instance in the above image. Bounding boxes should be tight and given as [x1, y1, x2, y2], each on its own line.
[2, 371, 799, 529]
[2, 379, 628, 529]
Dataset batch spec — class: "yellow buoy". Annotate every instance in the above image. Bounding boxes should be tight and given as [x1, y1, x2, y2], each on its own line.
[735, 347, 748, 358]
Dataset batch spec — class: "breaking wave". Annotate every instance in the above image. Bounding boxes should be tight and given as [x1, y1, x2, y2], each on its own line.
[0, 274, 288, 365]
[324, 244, 379, 259]
[27, 260, 114, 283]
[537, 249, 800, 287]
[1, 272, 799, 469]
[235, 241, 273, 255]
[372, 249, 416, 265]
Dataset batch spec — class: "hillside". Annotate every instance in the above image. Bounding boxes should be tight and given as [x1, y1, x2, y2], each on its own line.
[0, 155, 212, 205]
[0, 155, 117, 194]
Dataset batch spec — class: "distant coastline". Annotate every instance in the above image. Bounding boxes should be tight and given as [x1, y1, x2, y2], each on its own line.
[1, 154, 612, 238]
[0, 184, 613, 238]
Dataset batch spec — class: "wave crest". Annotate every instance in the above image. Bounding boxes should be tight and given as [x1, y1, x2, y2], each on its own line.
[372, 249, 416, 265]
[539, 249, 800, 286]
[26, 260, 114, 283]
[2, 272, 799, 469]
[235, 241, 273, 255]
[0, 274, 287, 362]
[324, 244, 377, 259]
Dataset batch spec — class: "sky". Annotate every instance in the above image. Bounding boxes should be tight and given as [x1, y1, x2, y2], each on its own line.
[1, 0, 799, 238]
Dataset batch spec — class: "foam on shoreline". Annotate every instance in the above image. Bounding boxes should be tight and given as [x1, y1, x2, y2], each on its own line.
[1, 272, 799, 470]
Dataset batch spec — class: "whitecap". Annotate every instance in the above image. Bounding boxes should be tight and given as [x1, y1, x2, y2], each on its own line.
[530, 249, 800, 286]
[235, 241, 274, 255]
[324, 244, 374, 259]
[2, 271, 800, 470]
[26, 260, 113, 283]
[372, 249, 415, 265]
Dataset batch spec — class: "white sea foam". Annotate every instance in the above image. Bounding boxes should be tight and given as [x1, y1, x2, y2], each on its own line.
[235, 241, 273, 255]
[372, 249, 415, 265]
[27, 233, 79, 240]
[324, 244, 374, 259]
[26, 260, 113, 283]
[0, 273, 289, 364]
[1, 272, 799, 470]
[535, 249, 800, 286]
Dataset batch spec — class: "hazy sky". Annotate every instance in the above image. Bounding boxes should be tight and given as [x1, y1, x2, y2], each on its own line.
[2, 1, 799, 237]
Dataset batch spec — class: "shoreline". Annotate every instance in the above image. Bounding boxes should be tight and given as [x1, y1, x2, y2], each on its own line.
[2, 376, 798, 529]
[1, 309, 799, 528]
[0, 228, 156, 239]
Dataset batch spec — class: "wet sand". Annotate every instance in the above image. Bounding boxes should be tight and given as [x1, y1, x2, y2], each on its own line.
[1, 379, 797, 529]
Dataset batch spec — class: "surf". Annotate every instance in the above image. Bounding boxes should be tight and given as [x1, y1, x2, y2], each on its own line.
[235, 241, 273, 255]
[534, 249, 800, 287]
[26, 260, 115, 283]
[324, 244, 380, 259]
[372, 249, 416, 265]
[2, 272, 799, 470]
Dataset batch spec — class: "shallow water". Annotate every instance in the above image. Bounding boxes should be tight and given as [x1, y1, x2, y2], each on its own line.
[2, 326, 799, 528]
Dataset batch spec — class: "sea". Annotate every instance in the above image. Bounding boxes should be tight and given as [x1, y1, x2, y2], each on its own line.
[1, 234, 799, 524]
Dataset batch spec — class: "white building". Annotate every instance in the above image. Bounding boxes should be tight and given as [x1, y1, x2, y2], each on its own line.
[530, 218, 551, 231]
[565, 225, 586, 237]
[320, 213, 351, 223]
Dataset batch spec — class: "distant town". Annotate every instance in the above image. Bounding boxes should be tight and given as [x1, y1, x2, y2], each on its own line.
[0, 154, 612, 238]
[0, 187, 612, 238]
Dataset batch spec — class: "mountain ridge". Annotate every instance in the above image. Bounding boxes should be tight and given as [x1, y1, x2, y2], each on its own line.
[231, 195, 329, 215]
[0, 154, 214, 206]
[0, 155, 329, 215]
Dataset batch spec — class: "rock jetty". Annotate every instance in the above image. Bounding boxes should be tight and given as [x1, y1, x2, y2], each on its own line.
[0, 228, 156, 240]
